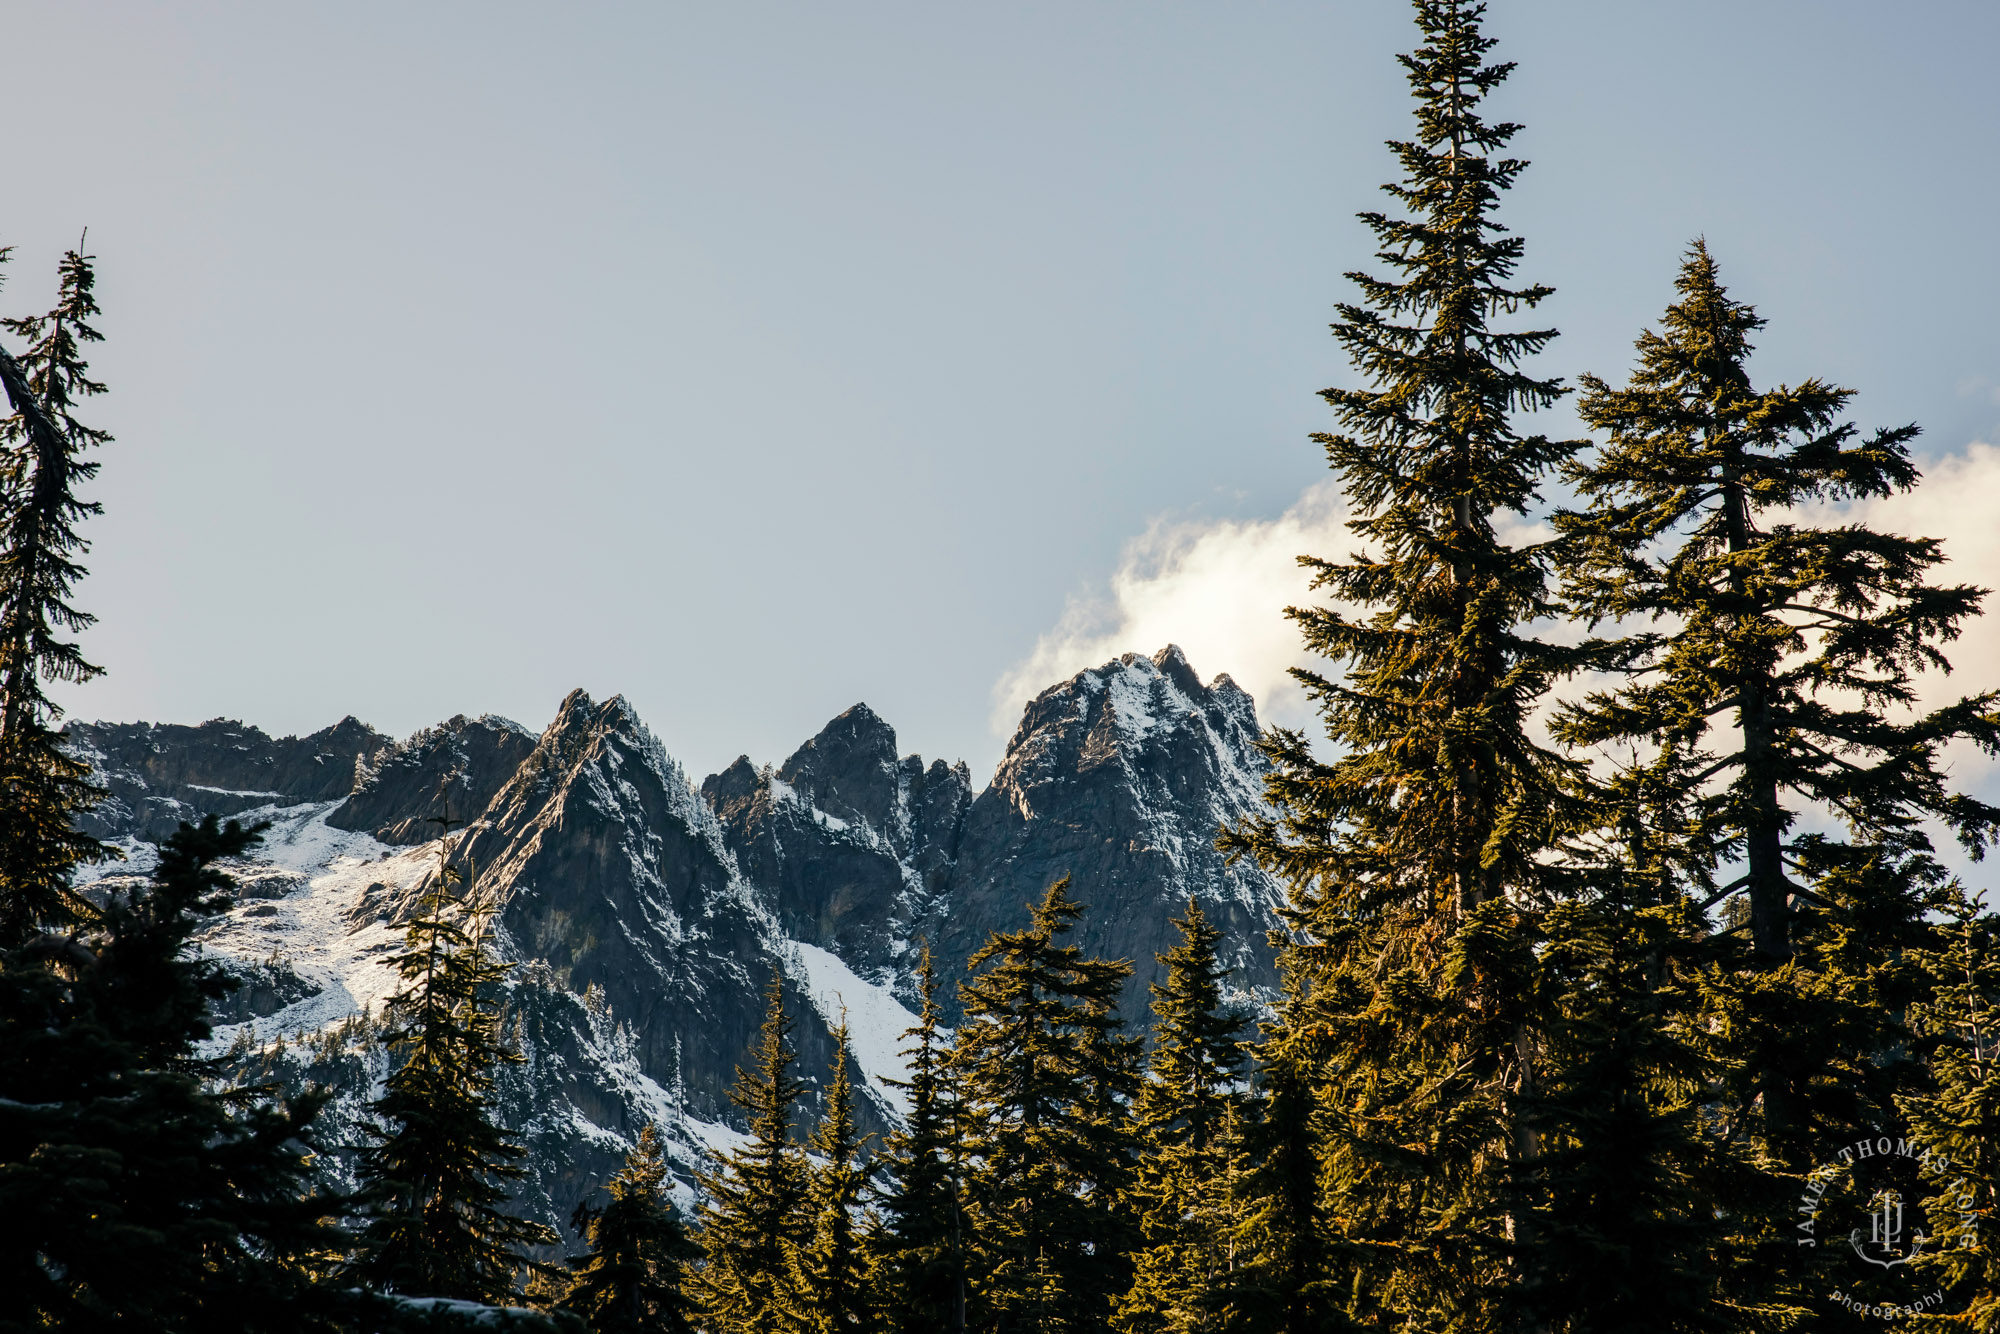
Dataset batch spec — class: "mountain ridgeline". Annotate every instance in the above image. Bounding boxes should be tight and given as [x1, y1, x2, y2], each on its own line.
[66, 645, 1285, 1230]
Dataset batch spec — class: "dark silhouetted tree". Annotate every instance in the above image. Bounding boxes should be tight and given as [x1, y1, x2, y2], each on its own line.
[561, 1123, 698, 1334]
[789, 1022, 874, 1334]
[1116, 899, 1249, 1334]
[0, 242, 111, 944]
[869, 944, 967, 1334]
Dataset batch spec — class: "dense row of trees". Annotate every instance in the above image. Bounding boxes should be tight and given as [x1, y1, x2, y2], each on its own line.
[5, 0, 2000, 1329]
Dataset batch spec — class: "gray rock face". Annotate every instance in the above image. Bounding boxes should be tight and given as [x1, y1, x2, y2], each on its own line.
[699, 705, 973, 997]
[451, 689, 859, 1131]
[933, 645, 1282, 1014]
[328, 715, 538, 845]
[70, 645, 1287, 1235]
[67, 716, 391, 843]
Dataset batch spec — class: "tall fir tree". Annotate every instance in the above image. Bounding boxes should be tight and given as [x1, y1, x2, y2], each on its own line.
[1116, 899, 1250, 1334]
[1219, 3, 1589, 1326]
[950, 877, 1141, 1334]
[0, 817, 347, 1332]
[0, 249, 348, 1331]
[1226, 993, 1338, 1334]
[1555, 238, 1998, 973]
[870, 943, 968, 1334]
[0, 242, 111, 944]
[1553, 241, 1998, 1319]
[350, 833, 556, 1303]
[1518, 898, 1727, 1332]
[789, 1022, 875, 1334]
[560, 1123, 698, 1334]
[695, 973, 812, 1333]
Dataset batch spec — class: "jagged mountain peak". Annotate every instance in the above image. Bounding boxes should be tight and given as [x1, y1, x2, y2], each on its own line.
[997, 644, 1266, 817]
[943, 645, 1282, 1007]
[777, 703, 903, 833]
[328, 712, 537, 845]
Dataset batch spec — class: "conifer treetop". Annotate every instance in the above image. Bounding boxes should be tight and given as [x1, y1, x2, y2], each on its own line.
[1233, 0, 1595, 927]
[1556, 242, 2000, 952]
[0, 242, 113, 943]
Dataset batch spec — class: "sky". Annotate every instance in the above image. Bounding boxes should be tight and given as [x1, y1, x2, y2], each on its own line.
[4, 1, 1999, 796]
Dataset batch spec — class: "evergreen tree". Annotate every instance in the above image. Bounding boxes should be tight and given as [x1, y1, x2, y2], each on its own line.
[695, 973, 812, 1333]
[0, 242, 111, 944]
[1519, 899, 1726, 1333]
[1116, 899, 1249, 1334]
[1225, 1003, 1337, 1334]
[870, 943, 968, 1334]
[1553, 242, 1997, 1317]
[1901, 899, 2000, 1327]
[0, 817, 347, 1332]
[950, 877, 1140, 1333]
[561, 1124, 698, 1334]
[789, 1021, 875, 1334]
[350, 834, 556, 1303]
[1219, 3, 1588, 1326]
[1555, 238, 1998, 974]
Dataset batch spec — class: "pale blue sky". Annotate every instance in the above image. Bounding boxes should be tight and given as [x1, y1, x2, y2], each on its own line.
[6, 1, 1998, 785]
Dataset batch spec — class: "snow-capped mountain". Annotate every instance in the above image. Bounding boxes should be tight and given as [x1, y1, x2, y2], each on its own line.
[67, 645, 1288, 1235]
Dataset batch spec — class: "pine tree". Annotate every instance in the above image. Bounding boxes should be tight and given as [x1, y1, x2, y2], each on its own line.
[0, 242, 111, 944]
[1116, 899, 1249, 1334]
[1225, 1002, 1337, 1334]
[1519, 898, 1726, 1332]
[0, 817, 348, 1332]
[1552, 241, 1997, 1316]
[789, 1021, 875, 1334]
[870, 943, 968, 1334]
[350, 833, 557, 1303]
[950, 877, 1140, 1333]
[1901, 899, 2000, 1327]
[1218, 3, 1588, 1326]
[695, 972, 812, 1333]
[560, 1124, 698, 1334]
[1555, 238, 1998, 975]
[0, 249, 346, 1331]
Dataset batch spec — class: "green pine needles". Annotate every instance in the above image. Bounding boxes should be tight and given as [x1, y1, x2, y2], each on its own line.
[790, 1022, 874, 1333]
[351, 833, 557, 1303]
[950, 877, 1140, 1334]
[1116, 899, 1251, 1334]
[695, 973, 814, 1332]
[0, 242, 111, 945]
[560, 1124, 698, 1334]
[1222, 2, 1592, 1326]
[1222, 3, 2000, 1331]
[1556, 238, 2000, 964]
[871, 944, 968, 1334]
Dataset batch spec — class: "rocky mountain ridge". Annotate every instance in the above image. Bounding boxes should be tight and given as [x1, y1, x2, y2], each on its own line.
[70, 645, 1288, 1233]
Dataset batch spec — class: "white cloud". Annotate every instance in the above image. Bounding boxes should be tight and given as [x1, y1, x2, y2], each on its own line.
[997, 443, 2000, 773]
[1824, 442, 2000, 712]
[991, 483, 1353, 735]
[1801, 443, 2000, 824]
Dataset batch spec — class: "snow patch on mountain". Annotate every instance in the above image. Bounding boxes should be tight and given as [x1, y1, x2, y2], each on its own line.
[148, 801, 441, 1052]
[783, 942, 923, 1118]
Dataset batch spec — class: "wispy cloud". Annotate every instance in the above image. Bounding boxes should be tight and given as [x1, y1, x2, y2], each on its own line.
[992, 483, 1353, 735]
